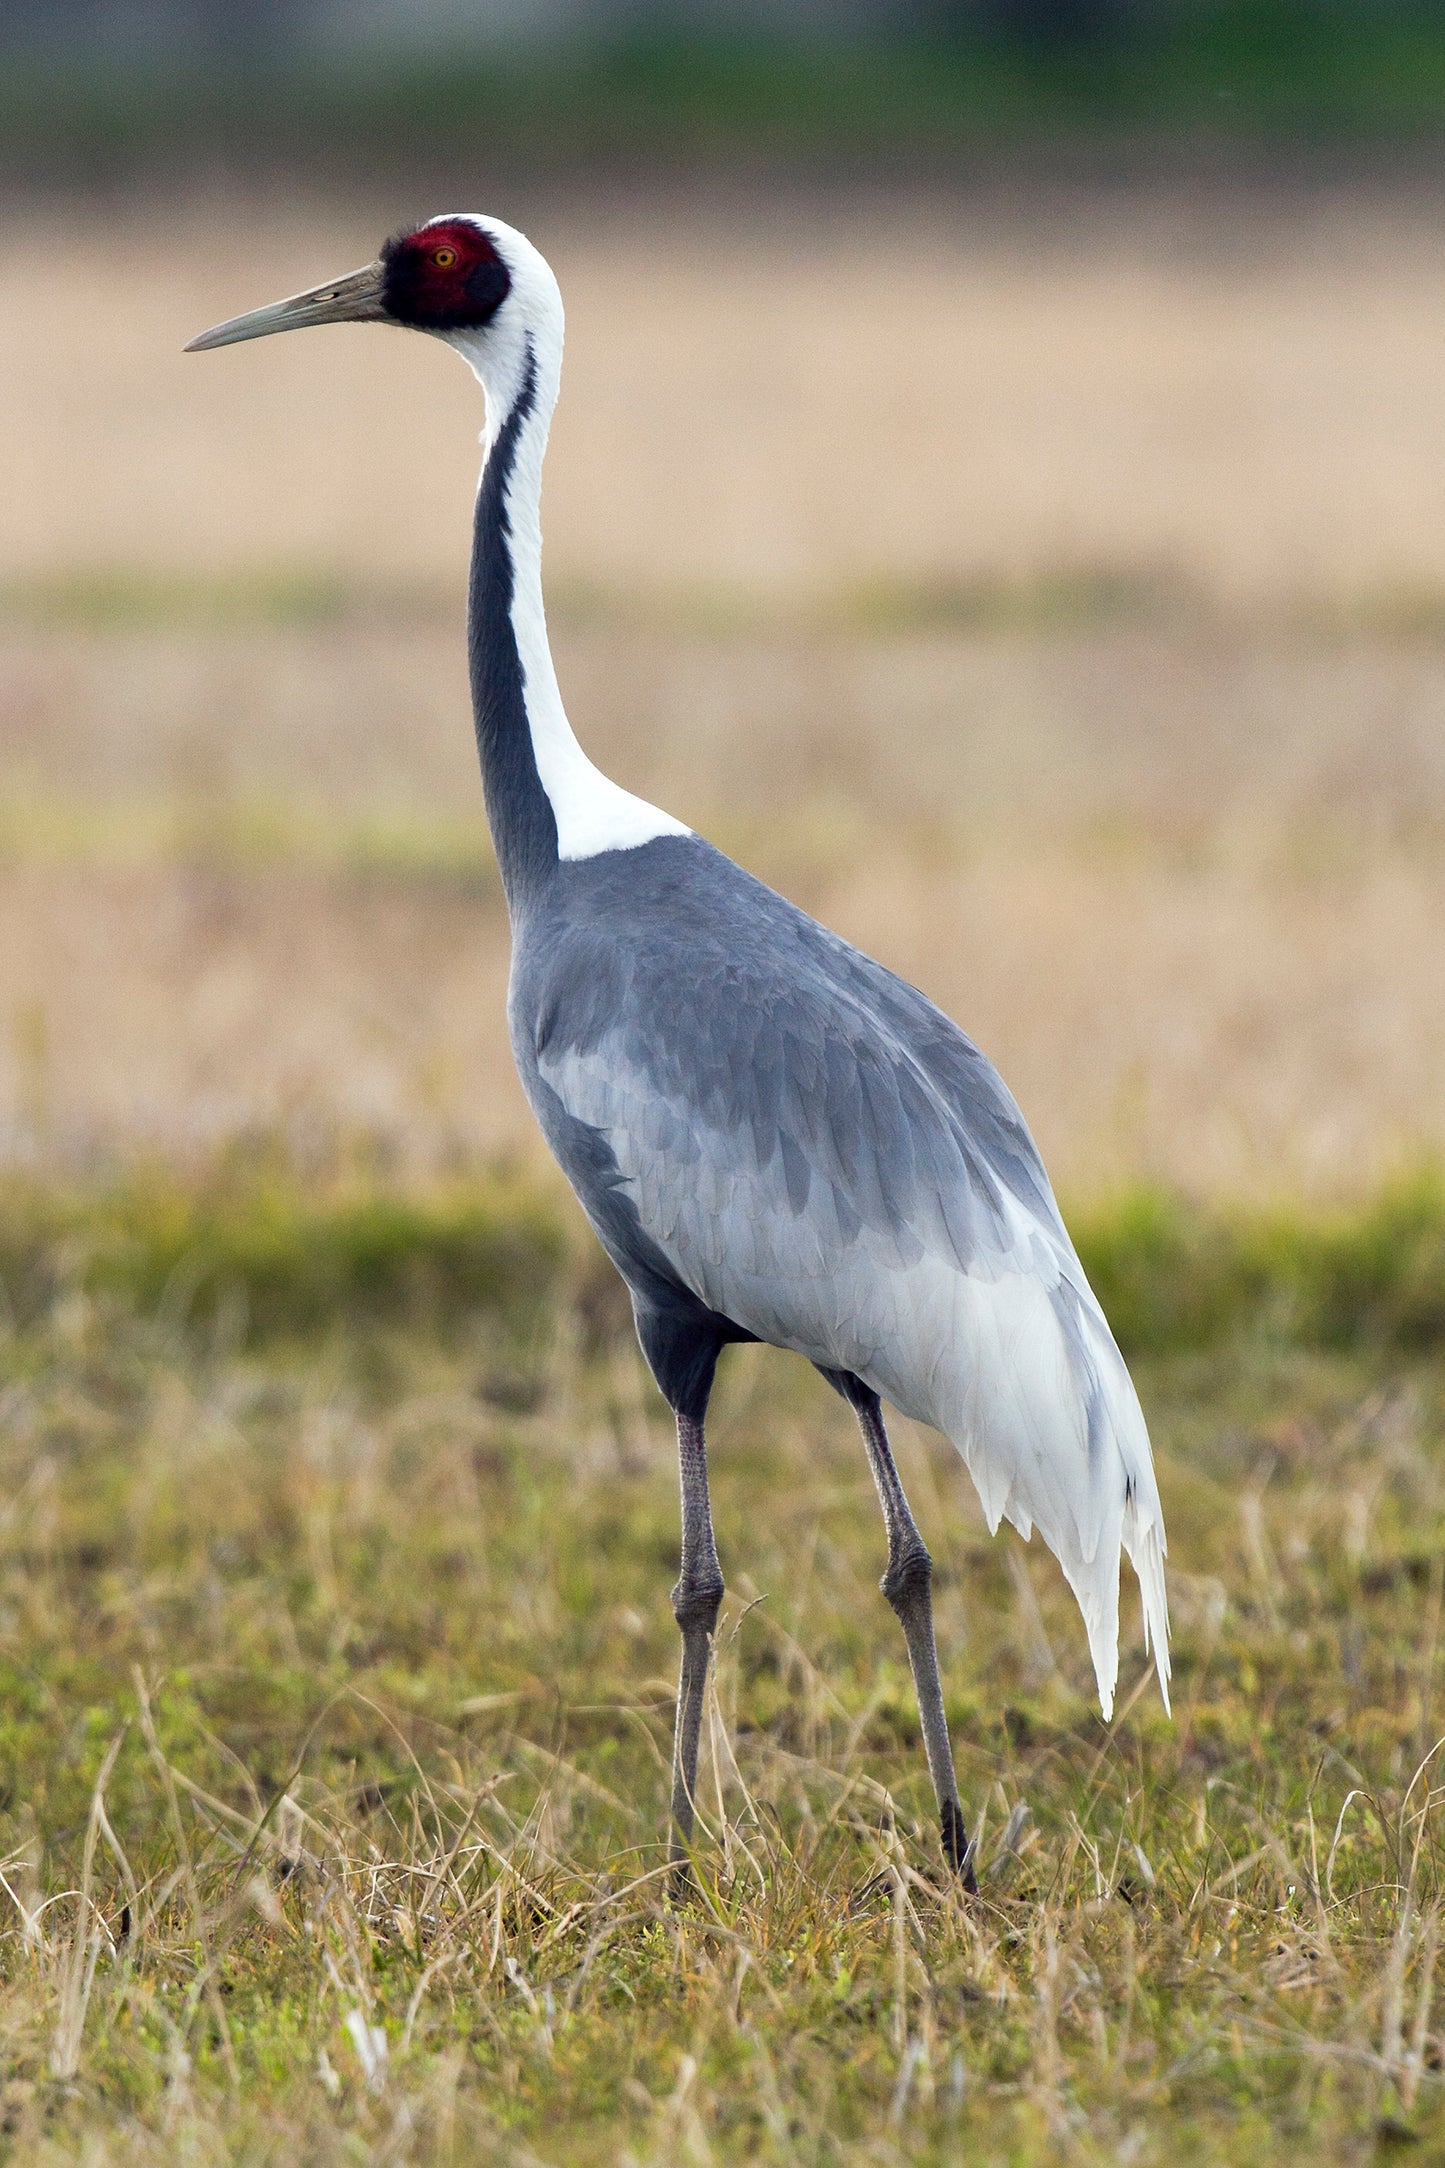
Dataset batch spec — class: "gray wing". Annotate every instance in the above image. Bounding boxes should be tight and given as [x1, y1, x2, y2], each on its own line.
[537, 922, 1039, 1336]
[528, 872, 1168, 1716]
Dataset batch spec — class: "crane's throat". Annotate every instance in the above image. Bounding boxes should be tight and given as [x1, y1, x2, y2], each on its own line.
[468, 345, 689, 891]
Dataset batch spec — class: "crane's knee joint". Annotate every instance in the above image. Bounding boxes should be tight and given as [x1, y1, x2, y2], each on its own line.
[881, 1545, 932, 1614]
[671, 1574, 724, 1636]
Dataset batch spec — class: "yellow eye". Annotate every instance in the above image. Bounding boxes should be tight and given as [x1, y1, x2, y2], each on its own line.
[433, 246, 457, 269]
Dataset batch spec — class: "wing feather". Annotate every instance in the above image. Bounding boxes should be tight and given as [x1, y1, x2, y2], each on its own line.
[530, 889, 1169, 1717]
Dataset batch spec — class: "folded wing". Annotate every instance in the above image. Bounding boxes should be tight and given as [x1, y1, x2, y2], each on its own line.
[533, 886, 1169, 1717]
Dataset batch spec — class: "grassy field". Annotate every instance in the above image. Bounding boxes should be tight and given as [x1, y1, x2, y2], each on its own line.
[10, 603, 1445, 1199]
[8, 196, 1445, 1197]
[0, 1173, 1444, 2160]
[5, 189, 1445, 2158]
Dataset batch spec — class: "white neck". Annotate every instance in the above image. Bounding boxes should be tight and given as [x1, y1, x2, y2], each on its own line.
[443, 219, 690, 863]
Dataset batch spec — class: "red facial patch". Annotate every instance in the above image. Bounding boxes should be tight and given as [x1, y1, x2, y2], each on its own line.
[380, 220, 511, 330]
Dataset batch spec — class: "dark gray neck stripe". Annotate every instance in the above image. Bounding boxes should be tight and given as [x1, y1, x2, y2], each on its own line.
[467, 343, 559, 914]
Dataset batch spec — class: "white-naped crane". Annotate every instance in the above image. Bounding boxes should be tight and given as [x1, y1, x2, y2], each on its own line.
[188, 216, 1170, 1885]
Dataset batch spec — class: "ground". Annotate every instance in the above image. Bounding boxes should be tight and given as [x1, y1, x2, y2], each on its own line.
[0, 1183, 1440, 2163]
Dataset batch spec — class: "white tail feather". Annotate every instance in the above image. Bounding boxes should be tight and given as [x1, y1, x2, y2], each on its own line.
[870, 1217, 1170, 1724]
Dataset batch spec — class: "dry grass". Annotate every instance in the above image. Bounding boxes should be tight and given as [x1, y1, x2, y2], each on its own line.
[13, 189, 1445, 603]
[0, 1256, 1443, 2162]
[6, 612, 1445, 1195]
[7, 191, 1445, 1196]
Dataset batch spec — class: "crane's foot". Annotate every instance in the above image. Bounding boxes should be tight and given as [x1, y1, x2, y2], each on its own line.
[942, 1799, 980, 1895]
[664, 1817, 710, 1905]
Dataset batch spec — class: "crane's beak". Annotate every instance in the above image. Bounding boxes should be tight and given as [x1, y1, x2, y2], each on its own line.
[184, 261, 388, 352]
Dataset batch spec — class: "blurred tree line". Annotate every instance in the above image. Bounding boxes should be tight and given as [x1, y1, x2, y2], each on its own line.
[6, 0, 1445, 181]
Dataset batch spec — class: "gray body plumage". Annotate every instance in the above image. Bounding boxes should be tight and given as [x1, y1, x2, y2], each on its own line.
[513, 835, 1168, 1716]
[513, 834, 1046, 1311]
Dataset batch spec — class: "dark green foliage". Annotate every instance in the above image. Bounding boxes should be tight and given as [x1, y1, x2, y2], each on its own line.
[12, 9, 1445, 187]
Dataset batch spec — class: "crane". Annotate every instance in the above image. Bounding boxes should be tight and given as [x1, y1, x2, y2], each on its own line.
[188, 215, 1170, 1887]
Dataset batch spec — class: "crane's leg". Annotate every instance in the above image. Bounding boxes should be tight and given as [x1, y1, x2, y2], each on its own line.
[631, 1308, 730, 1874]
[828, 1371, 977, 1891]
[669, 1409, 725, 1863]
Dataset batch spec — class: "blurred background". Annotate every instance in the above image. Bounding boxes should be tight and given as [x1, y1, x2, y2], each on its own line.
[6, 0, 1445, 1201]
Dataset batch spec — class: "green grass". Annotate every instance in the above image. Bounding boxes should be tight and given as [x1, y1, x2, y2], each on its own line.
[9, 1164, 1445, 1360]
[5, 1169, 1445, 2158]
[0, 1164, 565, 1343]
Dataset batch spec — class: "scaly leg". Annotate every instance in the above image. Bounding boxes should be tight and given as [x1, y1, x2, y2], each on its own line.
[831, 1372, 977, 1891]
[669, 1410, 724, 1862]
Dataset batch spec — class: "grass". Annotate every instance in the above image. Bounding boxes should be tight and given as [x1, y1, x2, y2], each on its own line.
[4, 1171, 1445, 2158]
[11, 1163, 1445, 1358]
[24, 563, 1445, 642]
[1076, 1178, 1445, 1357]
[0, 571, 370, 636]
[0, 794, 502, 897]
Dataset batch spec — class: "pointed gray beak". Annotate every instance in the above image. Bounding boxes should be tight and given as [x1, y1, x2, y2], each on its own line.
[185, 261, 388, 352]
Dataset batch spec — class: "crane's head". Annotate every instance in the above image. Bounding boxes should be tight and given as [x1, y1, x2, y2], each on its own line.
[186, 215, 561, 405]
